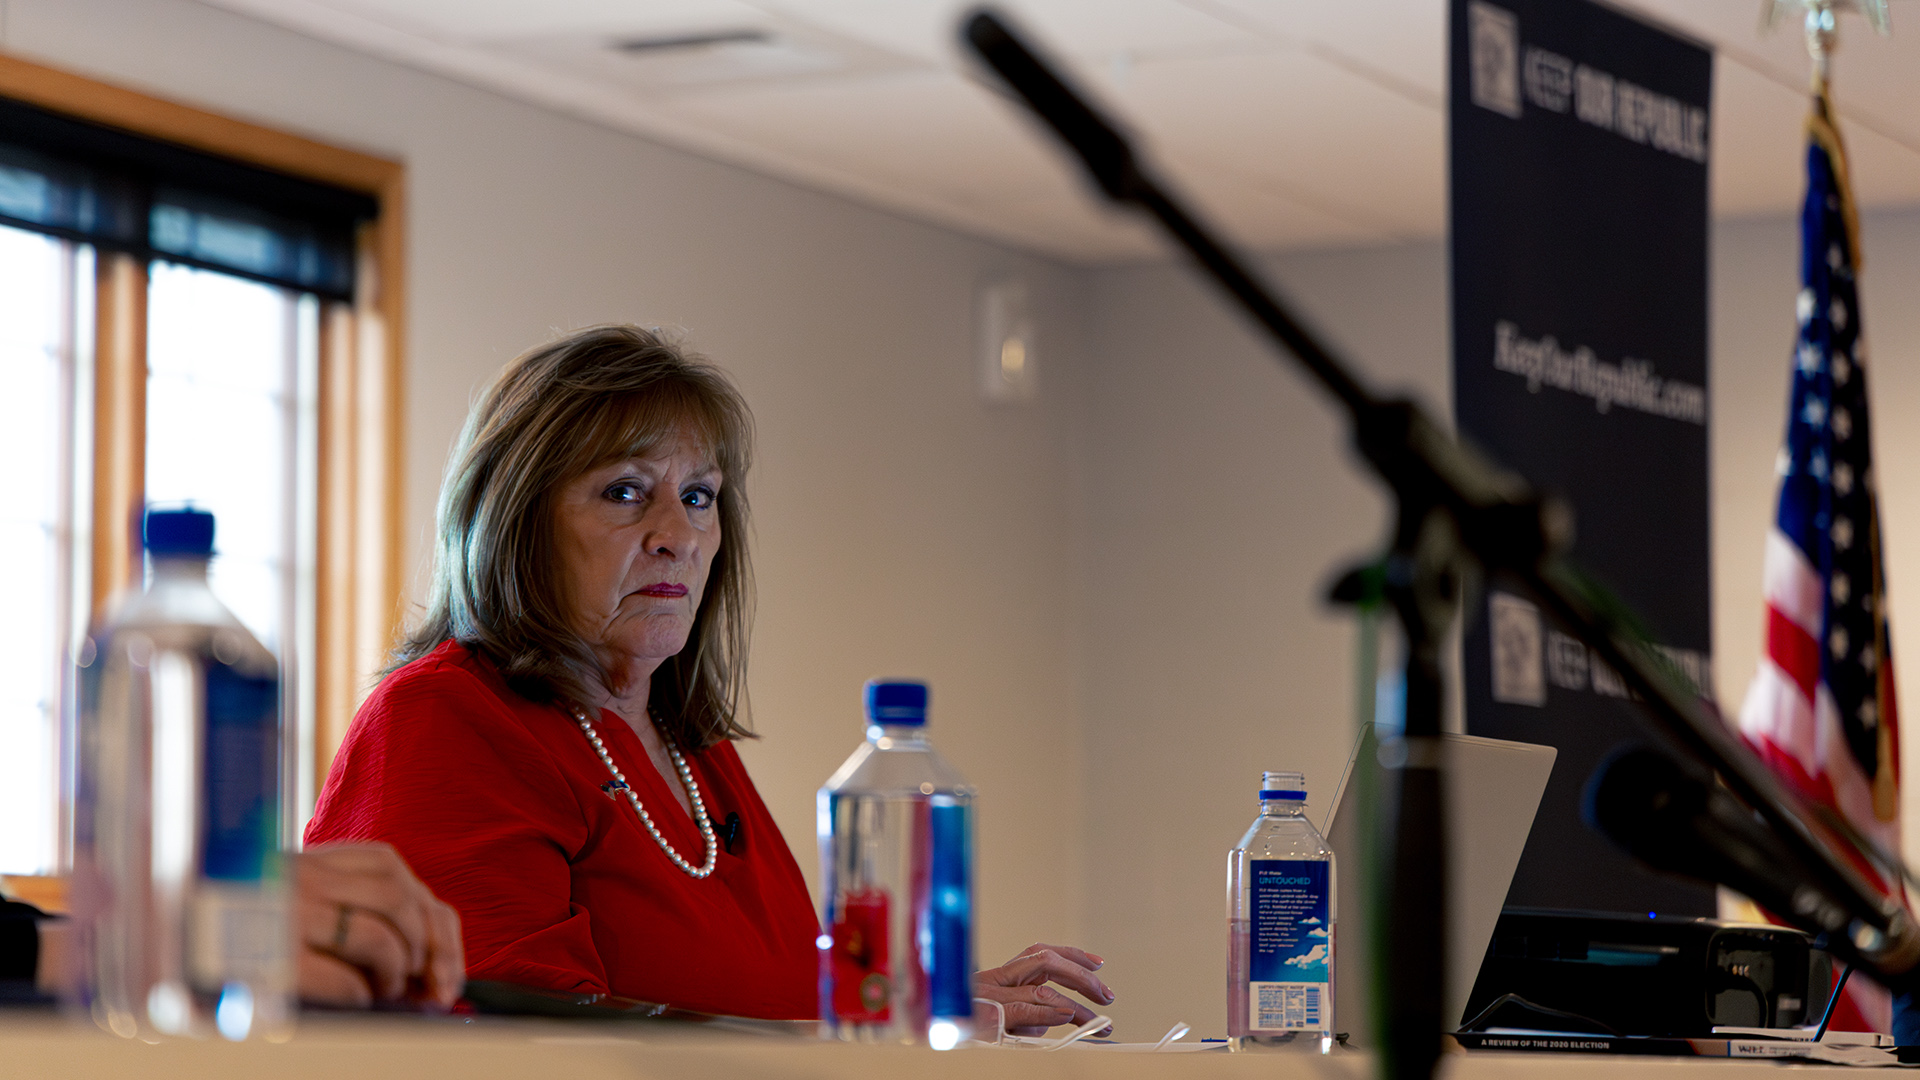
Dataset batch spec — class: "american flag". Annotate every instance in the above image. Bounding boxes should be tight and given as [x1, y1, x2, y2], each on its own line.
[1738, 102, 1900, 1033]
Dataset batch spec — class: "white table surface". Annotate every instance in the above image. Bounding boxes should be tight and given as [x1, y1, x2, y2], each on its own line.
[0, 1013, 1900, 1078]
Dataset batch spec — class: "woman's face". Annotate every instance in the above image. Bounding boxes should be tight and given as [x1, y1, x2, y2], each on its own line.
[551, 430, 722, 683]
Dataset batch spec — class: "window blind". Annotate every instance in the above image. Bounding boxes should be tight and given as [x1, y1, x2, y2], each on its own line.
[0, 96, 375, 301]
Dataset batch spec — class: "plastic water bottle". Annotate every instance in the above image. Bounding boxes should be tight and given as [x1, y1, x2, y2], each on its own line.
[70, 508, 291, 1040]
[1227, 770, 1335, 1052]
[818, 680, 975, 1049]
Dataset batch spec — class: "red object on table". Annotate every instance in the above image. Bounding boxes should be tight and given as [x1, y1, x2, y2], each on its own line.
[306, 640, 820, 1020]
[829, 888, 891, 1022]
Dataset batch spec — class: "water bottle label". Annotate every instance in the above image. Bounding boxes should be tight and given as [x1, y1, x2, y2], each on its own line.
[926, 799, 973, 1019]
[1248, 858, 1331, 1032]
[829, 888, 891, 1021]
[202, 661, 280, 882]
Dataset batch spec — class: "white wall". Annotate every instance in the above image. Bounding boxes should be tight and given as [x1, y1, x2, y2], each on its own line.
[1077, 245, 1451, 1037]
[3, 0, 1092, 968]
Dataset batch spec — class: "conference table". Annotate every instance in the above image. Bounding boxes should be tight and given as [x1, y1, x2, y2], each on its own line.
[0, 1012, 1893, 1078]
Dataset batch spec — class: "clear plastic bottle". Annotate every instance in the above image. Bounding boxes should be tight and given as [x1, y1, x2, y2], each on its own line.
[817, 680, 975, 1049]
[1227, 770, 1335, 1052]
[70, 508, 291, 1041]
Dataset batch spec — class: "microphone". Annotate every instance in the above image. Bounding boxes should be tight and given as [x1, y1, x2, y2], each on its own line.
[722, 812, 742, 855]
[1585, 747, 1920, 981]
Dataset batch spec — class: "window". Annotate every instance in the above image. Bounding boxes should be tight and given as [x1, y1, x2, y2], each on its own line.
[0, 227, 89, 875]
[146, 265, 322, 830]
[0, 56, 405, 879]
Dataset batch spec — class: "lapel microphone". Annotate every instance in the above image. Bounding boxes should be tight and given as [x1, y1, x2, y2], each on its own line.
[723, 812, 743, 855]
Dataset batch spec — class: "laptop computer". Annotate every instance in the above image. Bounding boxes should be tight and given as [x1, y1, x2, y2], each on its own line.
[1321, 724, 1556, 1045]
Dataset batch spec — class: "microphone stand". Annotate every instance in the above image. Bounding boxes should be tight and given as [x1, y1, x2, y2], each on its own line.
[959, 9, 1920, 1078]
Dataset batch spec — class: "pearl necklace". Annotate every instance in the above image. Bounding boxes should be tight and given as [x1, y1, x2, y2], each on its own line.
[571, 706, 717, 879]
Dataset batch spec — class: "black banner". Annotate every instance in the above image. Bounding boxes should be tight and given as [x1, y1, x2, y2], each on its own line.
[1451, 0, 1714, 915]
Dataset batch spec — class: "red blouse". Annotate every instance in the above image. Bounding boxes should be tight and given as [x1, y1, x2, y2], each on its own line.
[305, 640, 819, 1019]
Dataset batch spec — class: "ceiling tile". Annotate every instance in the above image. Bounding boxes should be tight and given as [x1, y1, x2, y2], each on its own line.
[1188, 0, 1448, 103]
[660, 69, 1082, 203]
[498, 14, 926, 96]
[1116, 45, 1446, 239]
[311, 0, 770, 41]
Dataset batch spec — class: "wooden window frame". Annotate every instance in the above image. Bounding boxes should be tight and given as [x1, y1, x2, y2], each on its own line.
[0, 54, 406, 812]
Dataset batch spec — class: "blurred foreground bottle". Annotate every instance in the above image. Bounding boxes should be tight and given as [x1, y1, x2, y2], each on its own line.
[818, 680, 975, 1048]
[70, 507, 291, 1040]
[1227, 770, 1335, 1052]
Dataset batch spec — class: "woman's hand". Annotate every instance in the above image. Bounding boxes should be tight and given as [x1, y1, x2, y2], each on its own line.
[972, 943, 1115, 1036]
[296, 842, 464, 1009]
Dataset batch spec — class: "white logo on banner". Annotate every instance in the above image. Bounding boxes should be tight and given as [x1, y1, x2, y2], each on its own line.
[1493, 320, 1707, 425]
[1469, 2, 1523, 118]
[1522, 45, 1709, 163]
[1467, 4, 1710, 162]
[1490, 592, 1546, 706]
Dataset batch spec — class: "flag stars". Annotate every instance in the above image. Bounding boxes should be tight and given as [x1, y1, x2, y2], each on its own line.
[1812, 450, 1830, 479]
[1831, 626, 1850, 659]
[1798, 289, 1816, 325]
[1798, 344, 1822, 373]
[1834, 462, 1854, 495]
[1859, 699, 1878, 727]
[1832, 574, 1851, 604]
[1831, 298, 1849, 330]
[1833, 517, 1854, 550]
[1834, 354, 1851, 385]
[1829, 244, 1845, 270]
[1862, 646, 1877, 672]
[1803, 398, 1828, 428]
[1833, 408, 1852, 441]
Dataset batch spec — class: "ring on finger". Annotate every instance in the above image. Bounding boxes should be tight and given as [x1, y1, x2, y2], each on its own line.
[332, 903, 354, 955]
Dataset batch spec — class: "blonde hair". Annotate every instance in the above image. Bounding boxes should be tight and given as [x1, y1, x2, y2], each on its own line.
[396, 324, 755, 749]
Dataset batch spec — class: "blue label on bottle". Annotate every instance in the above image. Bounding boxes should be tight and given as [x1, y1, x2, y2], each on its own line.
[1248, 858, 1330, 1031]
[926, 799, 973, 1020]
[202, 660, 280, 882]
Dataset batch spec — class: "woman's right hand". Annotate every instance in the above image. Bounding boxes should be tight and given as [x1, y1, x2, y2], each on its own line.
[295, 842, 464, 1009]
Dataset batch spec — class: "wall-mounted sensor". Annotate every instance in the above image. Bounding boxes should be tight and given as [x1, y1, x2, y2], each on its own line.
[976, 278, 1036, 404]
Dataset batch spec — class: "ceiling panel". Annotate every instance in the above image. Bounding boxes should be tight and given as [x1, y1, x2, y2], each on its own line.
[1117, 45, 1446, 239]
[190, 0, 1920, 263]
[1189, 0, 1448, 104]
[313, 0, 769, 40]
[660, 68, 1082, 203]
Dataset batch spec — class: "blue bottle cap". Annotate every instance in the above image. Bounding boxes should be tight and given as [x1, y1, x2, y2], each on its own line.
[864, 680, 928, 725]
[144, 507, 216, 558]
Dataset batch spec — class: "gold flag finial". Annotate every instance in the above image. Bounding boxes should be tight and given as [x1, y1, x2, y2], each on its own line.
[1762, 0, 1892, 93]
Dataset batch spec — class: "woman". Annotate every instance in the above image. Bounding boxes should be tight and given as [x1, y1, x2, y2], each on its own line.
[307, 325, 1110, 1031]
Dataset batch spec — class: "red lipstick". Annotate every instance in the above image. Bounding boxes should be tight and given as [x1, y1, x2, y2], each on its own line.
[637, 583, 688, 598]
